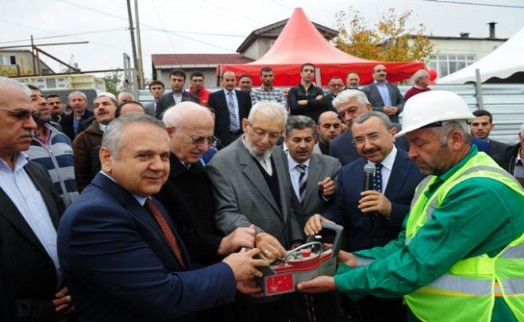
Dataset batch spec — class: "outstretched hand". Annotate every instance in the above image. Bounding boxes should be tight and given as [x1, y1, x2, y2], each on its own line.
[296, 276, 336, 293]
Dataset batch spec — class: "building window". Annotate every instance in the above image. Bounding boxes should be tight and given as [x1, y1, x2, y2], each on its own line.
[428, 55, 476, 77]
[0, 55, 16, 66]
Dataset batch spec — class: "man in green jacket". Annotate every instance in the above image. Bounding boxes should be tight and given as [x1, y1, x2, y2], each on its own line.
[300, 90, 524, 322]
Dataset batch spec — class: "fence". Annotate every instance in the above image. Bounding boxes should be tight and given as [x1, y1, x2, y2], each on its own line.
[399, 83, 524, 144]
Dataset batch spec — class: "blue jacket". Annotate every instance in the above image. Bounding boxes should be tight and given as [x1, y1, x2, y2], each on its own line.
[58, 173, 236, 322]
[324, 149, 424, 251]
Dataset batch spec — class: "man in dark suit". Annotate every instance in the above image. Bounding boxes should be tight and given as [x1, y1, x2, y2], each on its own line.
[155, 69, 200, 119]
[207, 101, 303, 322]
[208, 70, 252, 148]
[157, 102, 257, 321]
[470, 109, 508, 156]
[305, 111, 425, 322]
[144, 80, 165, 116]
[321, 76, 345, 111]
[330, 89, 408, 166]
[57, 113, 268, 322]
[59, 90, 93, 141]
[283, 115, 343, 322]
[315, 110, 342, 155]
[0, 77, 73, 321]
[284, 115, 341, 228]
[362, 64, 405, 123]
[494, 122, 524, 187]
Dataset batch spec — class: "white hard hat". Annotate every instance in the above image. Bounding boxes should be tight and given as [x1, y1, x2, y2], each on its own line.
[396, 90, 475, 137]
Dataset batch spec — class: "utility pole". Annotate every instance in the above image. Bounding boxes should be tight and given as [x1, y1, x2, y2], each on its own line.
[126, 0, 142, 91]
[134, 0, 145, 88]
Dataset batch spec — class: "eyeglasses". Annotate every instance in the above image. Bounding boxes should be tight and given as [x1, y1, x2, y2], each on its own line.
[0, 107, 33, 120]
[181, 132, 219, 146]
[352, 132, 383, 146]
[329, 84, 344, 88]
[248, 121, 282, 139]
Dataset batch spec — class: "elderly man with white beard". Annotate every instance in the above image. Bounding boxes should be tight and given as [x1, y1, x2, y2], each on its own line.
[206, 100, 303, 322]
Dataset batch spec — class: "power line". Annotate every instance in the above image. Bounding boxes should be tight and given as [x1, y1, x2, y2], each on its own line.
[422, 0, 524, 8]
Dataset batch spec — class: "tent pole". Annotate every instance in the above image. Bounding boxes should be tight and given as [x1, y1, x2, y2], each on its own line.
[474, 68, 484, 110]
[315, 68, 322, 87]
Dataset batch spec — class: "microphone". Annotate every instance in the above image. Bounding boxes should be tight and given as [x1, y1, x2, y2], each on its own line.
[363, 163, 376, 226]
[363, 163, 376, 191]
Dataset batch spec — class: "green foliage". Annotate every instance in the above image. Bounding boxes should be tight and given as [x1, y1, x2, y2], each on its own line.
[102, 71, 122, 97]
[333, 8, 433, 62]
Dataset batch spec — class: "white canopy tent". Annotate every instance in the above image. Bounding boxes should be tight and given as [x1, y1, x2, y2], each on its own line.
[437, 25, 524, 84]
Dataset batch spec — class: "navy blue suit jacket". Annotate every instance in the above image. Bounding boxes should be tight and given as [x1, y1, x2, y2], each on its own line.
[329, 123, 409, 166]
[324, 150, 424, 252]
[58, 173, 236, 322]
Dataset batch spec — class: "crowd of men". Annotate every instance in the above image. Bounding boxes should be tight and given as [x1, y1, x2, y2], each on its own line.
[1, 61, 523, 322]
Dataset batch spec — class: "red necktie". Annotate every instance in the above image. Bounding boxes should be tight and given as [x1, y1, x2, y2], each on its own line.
[145, 198, 186, 269]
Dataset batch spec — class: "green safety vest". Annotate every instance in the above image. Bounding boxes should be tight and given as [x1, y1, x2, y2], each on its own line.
[404, 152, 524, 322]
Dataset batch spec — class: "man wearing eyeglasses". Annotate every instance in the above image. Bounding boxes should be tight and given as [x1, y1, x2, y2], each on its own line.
[207, 101, 303, 322]
[156, 102, 256, 322]
[321, 76, 345, 110]
[0, 77, 74, 321]
[304, 111, 423, 322]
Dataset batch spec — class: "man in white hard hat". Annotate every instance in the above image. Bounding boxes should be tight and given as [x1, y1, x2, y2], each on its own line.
[297, 90, 524, 322]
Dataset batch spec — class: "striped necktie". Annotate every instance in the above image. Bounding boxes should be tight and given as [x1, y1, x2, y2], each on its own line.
[296, 164, 307, 203]
[145, 198, 186, 269]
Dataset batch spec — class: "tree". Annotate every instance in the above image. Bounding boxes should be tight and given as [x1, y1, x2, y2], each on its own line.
[102, 71, 123, 97]
[333, 8, 433, 63]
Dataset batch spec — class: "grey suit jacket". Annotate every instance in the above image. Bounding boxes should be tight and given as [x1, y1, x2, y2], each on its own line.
[206, 138, 302, 248]
[362, 82, 405, 122]
[287, 153, 341, 228]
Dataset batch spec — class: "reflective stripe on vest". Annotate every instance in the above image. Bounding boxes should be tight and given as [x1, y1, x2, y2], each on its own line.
[404, 152, 524, 322]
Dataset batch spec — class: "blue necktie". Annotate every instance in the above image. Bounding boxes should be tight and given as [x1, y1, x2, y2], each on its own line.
[373, 163, 383, 193]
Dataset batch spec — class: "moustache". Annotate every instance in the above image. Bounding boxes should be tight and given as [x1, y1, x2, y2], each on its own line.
[362, 147, 379, 155]
[19, 131, 34, 139]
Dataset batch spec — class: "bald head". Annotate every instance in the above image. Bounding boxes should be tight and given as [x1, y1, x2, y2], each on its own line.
[162, 102, 215, 164]
[317, 111, 342, 144]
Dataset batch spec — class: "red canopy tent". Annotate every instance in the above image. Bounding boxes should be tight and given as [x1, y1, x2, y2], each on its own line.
[219, 8, 426, 87]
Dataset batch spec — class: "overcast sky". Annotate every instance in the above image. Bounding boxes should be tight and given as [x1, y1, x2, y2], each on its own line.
[1, 0, 523, 80]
